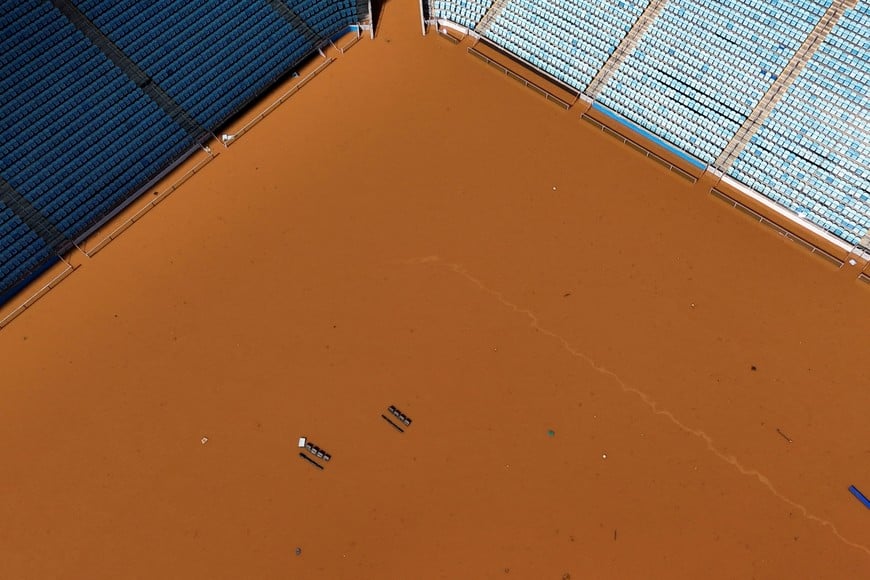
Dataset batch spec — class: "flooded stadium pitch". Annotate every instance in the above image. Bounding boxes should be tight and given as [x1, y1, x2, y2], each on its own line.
[1, 2, 869, 578]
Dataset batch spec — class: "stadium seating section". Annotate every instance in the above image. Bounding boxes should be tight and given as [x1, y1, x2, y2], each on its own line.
[429, 0, 869, 248]
[0, 200, 53, 300]
[430, 1, 494, 31]
[288, 0, 362, 43]
[485, 0, 648, 91]
[0, 0, 365, 304]
[728, 2, 870, 245]
[0, 1, 194, 248]
[78, 0, 313, 129]
[1, 0, 868, 305]
[598, 0, 828, 164]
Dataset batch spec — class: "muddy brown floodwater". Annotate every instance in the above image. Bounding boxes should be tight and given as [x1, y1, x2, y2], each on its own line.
[1, 1, 869, 578]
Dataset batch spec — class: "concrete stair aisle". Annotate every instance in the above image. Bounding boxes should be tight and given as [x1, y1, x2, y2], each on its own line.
[713, 0, 857, 172]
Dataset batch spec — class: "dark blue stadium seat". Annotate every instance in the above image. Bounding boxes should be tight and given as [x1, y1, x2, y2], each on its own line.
[75, 0, 347, 129]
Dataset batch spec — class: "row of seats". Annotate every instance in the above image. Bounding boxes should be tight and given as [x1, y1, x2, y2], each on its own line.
[429, 0, 494, 30]
[288, 0, 361, 40]
[485, 0, 647, 91]
[433, 0, 867, 248]
[486, 19, 595, 88]
[164, 6, 312, 127]
[728, 1, 870, 246]
[598, 0, 827, 164]
[0, 1, 195, 246]
[597, 78, 727, 163]
[0, 201, 54, 293]
[76, 0, 327, 128]
[0, 4, 57, 66]
[0, 0, 366, 302]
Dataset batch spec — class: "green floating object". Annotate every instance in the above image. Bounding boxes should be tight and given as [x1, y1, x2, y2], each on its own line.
[547, 429, 556, 437]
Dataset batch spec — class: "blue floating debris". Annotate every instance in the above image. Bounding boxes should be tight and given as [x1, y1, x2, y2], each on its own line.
[849, 485, 870, 509]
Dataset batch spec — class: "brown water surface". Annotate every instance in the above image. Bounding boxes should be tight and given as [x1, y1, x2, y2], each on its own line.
[1, 2, 868, 578]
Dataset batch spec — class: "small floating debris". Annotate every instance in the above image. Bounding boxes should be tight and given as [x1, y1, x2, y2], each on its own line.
[299, 453, 324, 470]
[848, 485, 870, 509]
[381, 414, 404, 432]
[388, 405, 412, 427]
[303, 440, 331, 462]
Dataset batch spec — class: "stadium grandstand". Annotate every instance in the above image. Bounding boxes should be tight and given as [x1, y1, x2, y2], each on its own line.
[0, 0, 369, 306]
[2, 0, 867, 310]
[424, 0, 869, 254]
